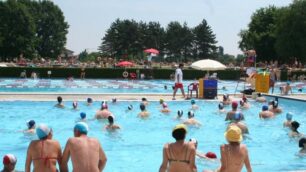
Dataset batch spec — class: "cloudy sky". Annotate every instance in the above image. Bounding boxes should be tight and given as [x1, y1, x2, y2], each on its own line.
[53, 0, 292, 56]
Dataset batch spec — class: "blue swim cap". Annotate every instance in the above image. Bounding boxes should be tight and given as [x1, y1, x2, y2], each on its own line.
[80, 112, 86, 119]
[36, 123, 51, 139]
[262, 105, 269, 111]
[191, 99, 196, 105]
[27, 120, 35, 129]
[286, 112, 293, 120]
[74, 122, 88, 134]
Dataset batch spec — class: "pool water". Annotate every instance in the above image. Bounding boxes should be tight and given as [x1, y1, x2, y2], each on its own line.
[0, 99, 306, 171]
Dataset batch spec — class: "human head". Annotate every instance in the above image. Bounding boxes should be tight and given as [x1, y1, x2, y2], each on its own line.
[177, 110, 183, 118]
[2, 154, 17, 171]
[36, 123, 52, 140]
[140, 103, 146, 111]
[101, 103, 108, 110]
[242, 97, 247, 102]
[159, 99, 164, 104]
[188, 111, 194, 119]
[239, 100, 244, 106]
[80, 112, 86, 119]
[128, 105, 133, 110]
[225, 125, 242, 143]
[27, 120, 35, 129]
[191, 99, 196, 105]
[162, 102, 168, 109]
[262, 105, 269, 111]
[108, 115, 114, 125]
[291, 121, 300, 131]
[87, 98, 93, 104]
[57, 96, 62, 103]
[286, 112, 293, 121]
[72, 101, 78, 109]
[112, 98, 117, 103]
[272, 101, 278, 108]
[232, 101, 238, 110]
[172, 124, 187, 141]
[218, 103, 224, 110]
[189, 138, 198, 149]
[179, 63, 184, 68]
[142, 98, 147, 102]
[223, 94, 227, 101]
[74, 122, 88, 136]
[257, 93, 262, 97]
[299, 138, 306, 148]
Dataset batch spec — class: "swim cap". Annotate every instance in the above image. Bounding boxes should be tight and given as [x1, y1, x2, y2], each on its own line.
[191, 99, 196, 105]
[218, 103, 224, 110]
[159, 99, 164, 104]
[173, 124, 187, 133]
[27, 120, 35, 129]
[74, 122, 89, 134]
[3, 154, 17, 165]
[242, 97, 247, 102]
[239, 100, 244, 106]
[232, 101, 238, 109]
[112, 98, 117, 103]
[87, 98, 93, 103]
[102, 103, 108, 109]
[80, 112, 86, 119]
[177, 110, 183, 117]
[224, 125, 242, 142]
[162, 102, 168, 108]
[205, 152, 217, 159]
[72, 101, 78, 108]
[108, 115, 114, 124]
[142, 98, 147, 101]
[57, 96, 62, 103]
[36, 123, 51, 139]
[286, 112, 293, 120]
[223, 94, 227, 100]
[189, 138, 198, 144]
[273, 101, 278, 108]
[128, 105, 133, 110]
[140, 103, 146, 111]
[262, 105, 269, 111]
[188, 111, 194, 118]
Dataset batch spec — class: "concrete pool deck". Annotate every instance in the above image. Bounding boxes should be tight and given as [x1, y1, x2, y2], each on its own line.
[1, 92, 306, 102]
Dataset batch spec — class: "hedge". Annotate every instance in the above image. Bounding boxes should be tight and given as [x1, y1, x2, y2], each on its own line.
[0, 66, 300, 80]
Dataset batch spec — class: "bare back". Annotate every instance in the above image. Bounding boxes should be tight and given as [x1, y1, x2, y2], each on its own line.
[95, 110, 111, 119]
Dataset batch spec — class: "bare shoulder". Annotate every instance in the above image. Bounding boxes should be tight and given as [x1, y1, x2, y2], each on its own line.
[163, 143, 170, 149]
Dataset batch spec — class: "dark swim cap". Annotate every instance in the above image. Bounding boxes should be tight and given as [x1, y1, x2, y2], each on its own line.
[80, 112, 86, 119]
[177, 110, 183, 117]
[140, 103, 146, 111]
[27, 120, 35, 129]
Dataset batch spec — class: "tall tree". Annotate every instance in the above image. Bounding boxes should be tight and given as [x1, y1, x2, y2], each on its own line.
[193, 19, 217, 59]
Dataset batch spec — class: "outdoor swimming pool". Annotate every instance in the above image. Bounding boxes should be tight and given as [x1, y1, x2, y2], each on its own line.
[0, 78, 305, 94]
[0, 98, 305, 171]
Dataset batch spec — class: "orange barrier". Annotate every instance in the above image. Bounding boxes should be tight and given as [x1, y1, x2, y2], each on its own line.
[255, 73, 270, 93]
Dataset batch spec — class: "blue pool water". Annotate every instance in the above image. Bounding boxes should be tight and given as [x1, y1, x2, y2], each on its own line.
[0, 99, 306, 171]
[0, 78, 305, 94]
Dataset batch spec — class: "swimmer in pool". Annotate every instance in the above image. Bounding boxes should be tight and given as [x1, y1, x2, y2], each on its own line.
[269, 100, 282, 114]
[218, 103, 226, 113]
[80, 112, 87, 122]
[299, 138, 306, 154]
[72, 101, 78, 110]
[86, 98, 93, 106]
[112, 98, 117, 103]
[222, 94, 231, 105]
[25, 124, 62, 172]
[259, 105, 275, 119]
[160, 99, 170, 113]
[283, 112, 293, 128]
[176, 110, 184, 120]
[239, 100, 250, 109]
[105, 115, 120, 130]
[95, 103, 112, 119]
[24, 120, 36, 134]
[227, 112, 249, 134]
[138, 103, 149, 118]
[141, 98, 149, 106]
[289, 121, 304, 138]
[190, 100, 199, 110]
[255, 93, 266, 102]
[55, 96, 64, 108]
[225, 102, 245, 121]
[183, 111, 201, 127]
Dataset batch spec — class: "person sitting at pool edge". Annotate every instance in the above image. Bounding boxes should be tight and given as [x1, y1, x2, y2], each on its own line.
[55, 96, 64, 108]
[259, 105, 275, 119]
[269, 100, 282, 114]
[105, 115, 120, 130]
[2, 154, 18, 172]
[205, 126, 252, 172]
[138, 103, 149, 118]
[183, 111, 201, 127]
[225, 101, 245, 121]
[283, 112, 293, 128]
[25, 124, 62, 172]
[289, 121, 303, 138]
[159, 124, 197, 172]
[190, 99, 199, 110]
[299, 138, 306, 154]
[95, 103, 112, 119]
[24, 120, 36, 134]
[61, 122, 107, 172]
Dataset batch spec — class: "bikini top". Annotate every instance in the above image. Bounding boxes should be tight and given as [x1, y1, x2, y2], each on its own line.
[167, 143, 190, 164]
[32, 140, 57, 167]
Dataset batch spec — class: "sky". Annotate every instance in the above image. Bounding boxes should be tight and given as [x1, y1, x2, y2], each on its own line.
[52, 0, 293, 56]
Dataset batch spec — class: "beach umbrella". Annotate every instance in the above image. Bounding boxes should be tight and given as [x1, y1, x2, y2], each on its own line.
[116, 61, 134, 67]
[144, 48, 159, 54]
[190, 59, 226, 71]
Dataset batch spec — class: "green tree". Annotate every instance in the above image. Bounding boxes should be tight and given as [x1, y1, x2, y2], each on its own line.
[0, 0, 35, 59]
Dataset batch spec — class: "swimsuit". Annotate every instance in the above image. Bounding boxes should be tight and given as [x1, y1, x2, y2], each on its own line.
[167, 143, 190, 164]
[32, 140, 58, 167]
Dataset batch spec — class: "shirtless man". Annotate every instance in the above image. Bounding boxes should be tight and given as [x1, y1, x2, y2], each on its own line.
[239, 100, 250, 109]
[24, 120, 36, 134]
[25, 124, 62, 172]
[190, 100, 199, 110]
[269, 100, 282, 114]
[283, 112, 293, 128]
[55, 96, 64, 108]
[183, 111, 201, 127]
[159, 124, 196, 172]
[255, 93, 266, 102]
[95, 103, 112, 119]
[138, 103, 149, 118]
[228, 121, 249, 135]
[218, 126, 252, 172]
[259, 105, 275, 119]
[281, 82, 292, 95]
[225, 102, 245, 121]
[105, 115, 120, 130]
[61, 122, 107, 172]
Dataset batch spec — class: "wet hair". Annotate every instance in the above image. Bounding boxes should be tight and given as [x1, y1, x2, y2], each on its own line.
[172, 128, 186, 141]
[142, 98, 147, 101]
[299, 138, 306, 148]
[27, 120, 35, 129]
[57, 96, 62, 103]
[291, 121, 300, 132]
[140, 103, 146, 111]
[87, 98, 93, 103]
[108, 115, 114, 124]
[177, 110, 183, 117]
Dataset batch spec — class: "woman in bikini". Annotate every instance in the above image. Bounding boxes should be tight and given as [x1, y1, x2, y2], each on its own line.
[25, 124, 62, 172]
[159, 124, 197, 172]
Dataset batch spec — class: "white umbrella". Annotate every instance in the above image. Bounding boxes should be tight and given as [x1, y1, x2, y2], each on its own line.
[190, 59, 226, 71]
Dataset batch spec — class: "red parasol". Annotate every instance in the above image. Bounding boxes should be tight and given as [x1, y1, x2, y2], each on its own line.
[116, 61, 134, 67]
[144, 48, 159, 54]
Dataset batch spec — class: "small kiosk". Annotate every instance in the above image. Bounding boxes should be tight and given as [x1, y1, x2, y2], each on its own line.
[198, 79, 218, 99]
